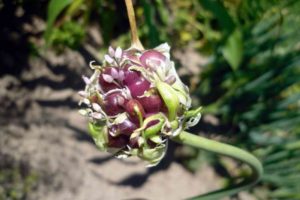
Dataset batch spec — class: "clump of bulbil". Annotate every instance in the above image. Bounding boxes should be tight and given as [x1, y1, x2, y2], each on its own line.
[79, 43, 201, 166]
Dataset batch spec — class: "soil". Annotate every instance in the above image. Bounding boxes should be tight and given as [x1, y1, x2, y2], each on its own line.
[0, 45, 223, 200]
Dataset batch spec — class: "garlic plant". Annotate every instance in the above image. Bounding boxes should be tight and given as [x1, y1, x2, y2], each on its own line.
[78, 0, 263, 199]
[79, 43, 201, 166]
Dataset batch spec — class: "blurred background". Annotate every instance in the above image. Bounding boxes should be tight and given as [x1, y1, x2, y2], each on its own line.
[1, 0, 300, 199]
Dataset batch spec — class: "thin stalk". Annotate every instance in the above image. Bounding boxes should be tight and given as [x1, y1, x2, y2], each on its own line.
[172, 131, 263, 200]
[124, 0, 144, 50]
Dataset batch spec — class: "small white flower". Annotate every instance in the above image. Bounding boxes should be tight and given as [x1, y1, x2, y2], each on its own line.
[111, 67, 119, 79]
[108, 46, 115, 57]
[78, 91, 87, 97]
[118, 70, 125, 81]
[92, 103, 102, 112]
[79, 109, 89, 116]
[82, 76, 91, 85]
[102, 74, 114, 83]
[104, 54, 114, 64]
[91, 112, 103, 119]
[115, 47, 123, 60]
[82, 98, 90, 105]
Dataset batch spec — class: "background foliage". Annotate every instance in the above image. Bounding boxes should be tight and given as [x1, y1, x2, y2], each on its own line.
[44, 0, 300, 199]
[45, 0, 300, 199]
[1, 0, 299, 199]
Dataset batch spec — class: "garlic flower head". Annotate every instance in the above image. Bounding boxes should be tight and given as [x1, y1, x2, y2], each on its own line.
[79, 43, 201, 166]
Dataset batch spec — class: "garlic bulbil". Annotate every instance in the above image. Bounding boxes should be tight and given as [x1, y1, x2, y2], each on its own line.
[79, 43, 201, 166]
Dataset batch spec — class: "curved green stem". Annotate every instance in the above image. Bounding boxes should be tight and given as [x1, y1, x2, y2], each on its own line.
[172, 131, 263, 200]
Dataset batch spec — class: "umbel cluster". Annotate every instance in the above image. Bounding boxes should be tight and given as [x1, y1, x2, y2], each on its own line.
[79, 43, 201, 166]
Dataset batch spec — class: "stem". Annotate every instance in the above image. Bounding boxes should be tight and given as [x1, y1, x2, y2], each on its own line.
[124, 0, 144, 50]
[172, 131, 263, 200]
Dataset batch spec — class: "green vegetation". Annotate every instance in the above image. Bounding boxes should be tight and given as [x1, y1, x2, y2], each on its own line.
[43, 0, 300, 199]
[195, 1, 300, 198]
[0, 160, 37, 200]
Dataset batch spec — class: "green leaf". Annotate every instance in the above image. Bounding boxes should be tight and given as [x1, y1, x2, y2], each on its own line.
[242, 70, 274, 91]
[222, 29, 243, 71]
[198, 0, 235, 35]
[277, 93, 300, 109]
[45, 0, 72, 39]
[142, 0, 160, 47]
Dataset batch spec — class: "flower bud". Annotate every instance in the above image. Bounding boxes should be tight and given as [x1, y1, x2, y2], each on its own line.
[126, 77, 150, 98]
[103, 92, 126, 116]
[98, 67, 121, 92]
[117, 118, 138, 136]
[138, 90, 162, 113]
[122, 65, 140, 85]
[140, 50, 166, 70]
[125, 99, 145, 124]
